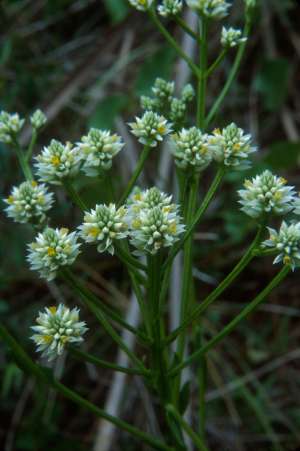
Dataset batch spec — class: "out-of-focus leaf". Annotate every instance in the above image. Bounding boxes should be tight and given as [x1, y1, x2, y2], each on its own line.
[135, 46, 176, 96]
[1, 362, 23, 398]
[0, 38, 12, 66]
[264, 141, 300, 170]
[103, 0, 129, 23]
[254, 59, 290, 111]
[88, 94, 128, 130]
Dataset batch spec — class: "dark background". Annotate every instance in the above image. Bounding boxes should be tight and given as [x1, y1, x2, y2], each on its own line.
[1, 0, 300, 450]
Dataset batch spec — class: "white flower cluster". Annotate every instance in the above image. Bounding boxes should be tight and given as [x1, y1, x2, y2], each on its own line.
[221, 27, 247, 48]
[0, 111, 24, 144]
[35, 139, 81, 185]
[129, 111, 172, 147]
[158, 0, 183, 17]
[27, 227, 80, 281]
[170, 127, 212, 172]
[4, 181, 54, 224]
[30, 109, 47, 130]
[128, 0, 153, 11]
[238, 171, 296, 219]
[263, 222, 300, 270]
[79, 204, 128, 255]
[208, 123, 256, 168]
[77, 129, 124, 176]
[127, 187, 185, 255]
[186, 0, 231, 19]
[31, 304, 87, 361]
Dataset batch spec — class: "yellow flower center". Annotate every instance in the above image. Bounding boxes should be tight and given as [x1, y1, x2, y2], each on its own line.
[47, 247, 56, 257]
[132, 219, 142, 229]
[88, 226, 100, 237]
[7, 195, 14, 204]
[168, 222, 177, 234]
[31, 181, 38, 187]
[283, 255, 291, 265]
[43, 335, 53, 344]
[213, 128, 221, 135]
[51, 155, 61, 166]
[49, 306, 57, 314]
[138, 0, 146, 4]
[279, 177, 287, 185]
[157, 125, 166, 134]
[233, 143, 241, 152]
[274, 192, 283, 201]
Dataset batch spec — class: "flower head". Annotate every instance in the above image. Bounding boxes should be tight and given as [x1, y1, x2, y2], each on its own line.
[221, 27, 247, 48]
[208, 123, 256, 168]
[128, 0, 154, 11]
[35, 139, 82, 185]
[186, 0, 231, 19]
[170, 127, 213, 171]
[4, 181, 54, 224]
[31, 304, 87, 361]
[27, 227, 80, 281]
[77, 129, 124, 176]
[238, 171, 296, 219]
[79, 204, 128, 255]
[130, 204, 185, 255]
[152, 78, 175, 106]
[30, 109, 47, 130]
[181, 84, 195, 103]
[127, 186, 175, 218]
[262, 221, 300, 270]
[129, 111, 172, 147]
[0, 111, 24, 144]
[158, 0, 183, 17]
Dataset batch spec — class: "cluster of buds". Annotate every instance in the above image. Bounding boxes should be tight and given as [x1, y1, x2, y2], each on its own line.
[263, 222, 300, 270]
[208, 123, 256, 168]
[170, 127, 212, 172]
[157, 0, 183, 17]
[127, 187, 185, 255]
[141, 78, 195, 128]
[30, 109, 47, 130]
[77, 129, 124, 176]
[221, 27, 247, 48]
[128, 0, 153, 11]
[27, 227, 80, 281]
[186, 0, 231, 19]
[35, 139, 82, 185]
[79, 204, 128, 255]
[0, 111, 24, 144]
[238, 171, 296, 219]
[31, 304, 87, 361]
[4, 181, 54, 225]
[129, 111, 172, 147]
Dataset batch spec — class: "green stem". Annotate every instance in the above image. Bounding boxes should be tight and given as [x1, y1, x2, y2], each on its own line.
[167, 226, 265, 344]
[70, 347, 149, 376]
[174, 15, 200, 43]
[204, 49, 227, 78]
[149, 10, 201, 79]
[166, 405, 209, 451]
[197, 16, 208, 129]
[169, 266, 290, 377]
[148, 254, 170, 401]
[0, 325, 173, 451]
[164, 167, 225, 271]
[118, 145, 151, 207]
[26, 129, 37, 162]
[13, 139, 33, 181]
[61, 268, 148, 344]
[204, 23, 250, 128]
[115, 243, 147, 272]
[63, 179, 88, 211]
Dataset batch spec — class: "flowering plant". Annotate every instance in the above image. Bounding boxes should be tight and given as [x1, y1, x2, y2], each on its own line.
[1, 1, 298, 449]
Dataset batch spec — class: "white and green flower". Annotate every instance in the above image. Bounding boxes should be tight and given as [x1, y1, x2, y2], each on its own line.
[170, 127, 213, 171]
[0, 111, 24, 144]
[263, 221, 300, 270]
[129, 111, 172, 147]
[30, 109, 47, 130]
[4, 181, 54, 224]
[35, 139, 82, 185]
[79, 204, 128, 255]
[238, 171, 296, 219]
[208, 123, 256, 168]
[128, 0, 154, 11]
[77, 128, 124, 176]
[186, 0, 231, 19]
[31, 304, 87, 361]
[158, 0, 183, 16]
[221, 27, 247, 48]
[27, 227, 80, 281]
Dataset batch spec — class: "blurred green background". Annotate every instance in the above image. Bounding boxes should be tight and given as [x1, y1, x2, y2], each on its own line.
[1, 0, 300, 450]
